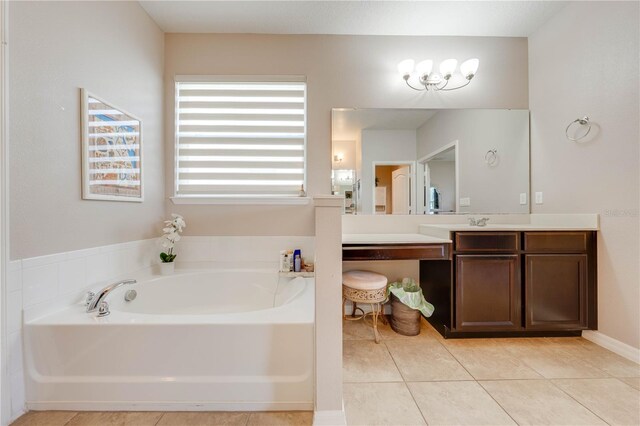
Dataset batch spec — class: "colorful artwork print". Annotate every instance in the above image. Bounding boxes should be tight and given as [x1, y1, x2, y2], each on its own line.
[82, 89, 143, 201]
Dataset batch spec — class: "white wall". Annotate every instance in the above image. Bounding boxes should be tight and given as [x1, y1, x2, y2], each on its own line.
[529, 1, 640, 349]
[9, 1, 165, 260]
[360, 130, 416, 214]
[164, 34, 529, 235]
[417, 109, 529, 213]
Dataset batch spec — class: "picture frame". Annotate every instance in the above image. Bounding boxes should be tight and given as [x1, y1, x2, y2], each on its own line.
[81, 89, 144, 202]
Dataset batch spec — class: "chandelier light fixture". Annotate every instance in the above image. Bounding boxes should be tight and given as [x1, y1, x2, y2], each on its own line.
[397, 58, 479, 92]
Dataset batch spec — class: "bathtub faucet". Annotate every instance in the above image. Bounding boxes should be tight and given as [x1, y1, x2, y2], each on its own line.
[86, 279, 137, 316]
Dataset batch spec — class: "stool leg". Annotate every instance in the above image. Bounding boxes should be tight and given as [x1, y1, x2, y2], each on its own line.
[371, 303, 381, 343]
[351, 302, 357, 318]
[379, 306, 388, 325]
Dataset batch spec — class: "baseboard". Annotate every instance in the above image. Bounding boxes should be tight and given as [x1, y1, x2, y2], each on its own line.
[26, 401, 313, 412]
[313, 407, 346, 426]
[582, 330, 640, 364]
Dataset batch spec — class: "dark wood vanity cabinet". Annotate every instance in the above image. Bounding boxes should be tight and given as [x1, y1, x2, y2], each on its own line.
[456, 255, 521, 331]
[523, 232, 596, 331]
[421, 230, 597, 338]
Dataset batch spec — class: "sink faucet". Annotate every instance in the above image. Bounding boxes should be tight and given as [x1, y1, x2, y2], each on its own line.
[86, 279, 136, 316]
[468, 217, 490, 227]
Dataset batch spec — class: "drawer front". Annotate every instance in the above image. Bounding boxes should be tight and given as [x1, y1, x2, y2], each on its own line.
[455, 232, 520, 253]
[342, 244, 451, 261]
[524, 232, 590, 252]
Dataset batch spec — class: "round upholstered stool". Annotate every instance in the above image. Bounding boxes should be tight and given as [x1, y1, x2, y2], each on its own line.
[342, 270, 388, 343]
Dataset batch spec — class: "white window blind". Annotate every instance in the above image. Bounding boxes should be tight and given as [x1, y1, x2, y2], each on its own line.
[174, 78, 307, 199]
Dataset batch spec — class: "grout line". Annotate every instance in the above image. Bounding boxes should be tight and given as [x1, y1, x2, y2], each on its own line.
[62, 412, 80, 426]
[547, 379, 613, 425]
[383, 341, 429, 426]
[475, 381, 521, 425]
[426, 335, 520, 425]
[154, 412, 166, 426]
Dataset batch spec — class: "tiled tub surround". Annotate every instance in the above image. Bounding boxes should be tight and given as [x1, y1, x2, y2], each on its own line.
[8, 236, 314, 420]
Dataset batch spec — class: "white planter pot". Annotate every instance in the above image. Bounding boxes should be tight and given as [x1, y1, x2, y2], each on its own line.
[160, 262, 175, 275]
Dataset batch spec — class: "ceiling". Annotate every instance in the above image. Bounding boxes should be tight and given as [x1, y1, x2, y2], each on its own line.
[139, 1, 567, 37]
[332, 108, 438, 141]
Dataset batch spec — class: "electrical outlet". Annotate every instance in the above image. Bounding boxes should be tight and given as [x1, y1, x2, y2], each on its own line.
[535, 192, 543, 204]
[460, 197, 471, 207]
[520, 193, 527, 205]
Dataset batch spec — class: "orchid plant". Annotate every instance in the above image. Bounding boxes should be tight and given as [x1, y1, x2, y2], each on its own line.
[160, 214, 186, 263]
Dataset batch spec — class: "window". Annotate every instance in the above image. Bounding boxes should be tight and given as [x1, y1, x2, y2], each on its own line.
[173, 76, 307, 203]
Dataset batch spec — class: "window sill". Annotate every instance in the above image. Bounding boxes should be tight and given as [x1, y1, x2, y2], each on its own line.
[170, 196, 312, 205]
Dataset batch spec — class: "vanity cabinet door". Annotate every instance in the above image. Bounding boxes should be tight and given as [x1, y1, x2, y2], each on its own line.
[525, 254, 588, 330]
[455, 255, 521, 331]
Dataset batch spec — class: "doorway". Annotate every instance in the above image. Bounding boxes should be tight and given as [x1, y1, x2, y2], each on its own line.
[372, 162, 415, 214]
[418, 141, 459, 214]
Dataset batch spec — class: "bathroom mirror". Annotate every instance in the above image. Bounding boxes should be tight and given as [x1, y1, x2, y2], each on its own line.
[81, 89, 143, 202]
[331, 108, 529, 215]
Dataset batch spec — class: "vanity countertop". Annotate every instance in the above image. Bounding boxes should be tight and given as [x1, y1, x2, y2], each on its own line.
[420, 223, 599, 239]
[342, 233, 452, 245]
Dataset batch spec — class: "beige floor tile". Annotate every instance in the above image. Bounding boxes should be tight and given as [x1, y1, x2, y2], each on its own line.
[386, 340, 473, 381]
[157, 412, 249, 426]
[247, 411, 313, 426]
[344, 382, 426, 425]
[497, 338, 609, 379]
[343, 339, 403, 382]
[342, 319, 378, 341]
[553, 378, 640, 425]
[408, 381, 515, 425]
[378, 317, 443, 342]
[443, 338, 542, 380]
[547, 337, 640, 377]
[343, 317, 439, 342]
[11, 411, 78, 426]
[65, 412, 163, 426]
[480, 379, 606, 425]
[619, 376, 640, 390]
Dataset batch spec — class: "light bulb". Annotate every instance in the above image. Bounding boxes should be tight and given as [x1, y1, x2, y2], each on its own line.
[460, 58, 479, 80]
[415, 60, 433, 79]
[397, 59, 415, 79]
[439, 59, 458, 79]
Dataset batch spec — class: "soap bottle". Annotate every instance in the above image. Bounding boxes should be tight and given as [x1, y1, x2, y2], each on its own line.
[293, 249, 302, 272]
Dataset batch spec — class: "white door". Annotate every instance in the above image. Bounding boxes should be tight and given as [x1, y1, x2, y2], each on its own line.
[391, 166, 410, 214]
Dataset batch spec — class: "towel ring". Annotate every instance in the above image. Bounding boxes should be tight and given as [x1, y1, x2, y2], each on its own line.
[566, 116, 591, 141]
[485, 149, 498, 166]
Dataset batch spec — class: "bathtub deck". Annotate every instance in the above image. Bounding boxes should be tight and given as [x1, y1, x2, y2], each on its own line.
[11, 410, 313, 425]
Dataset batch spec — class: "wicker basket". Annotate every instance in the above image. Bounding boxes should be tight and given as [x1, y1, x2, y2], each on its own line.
[390, 294, 421, 336]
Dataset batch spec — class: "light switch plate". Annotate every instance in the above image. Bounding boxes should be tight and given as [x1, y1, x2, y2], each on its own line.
[535, 192, 543, 204]
[520, 193, 527, 205]
[460, 197, 471, 207]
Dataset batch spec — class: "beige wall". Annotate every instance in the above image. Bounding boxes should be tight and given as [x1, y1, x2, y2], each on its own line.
[529, 2, 640, 348]
[164, 34, 529, 236]
[9, 1, 165, 259]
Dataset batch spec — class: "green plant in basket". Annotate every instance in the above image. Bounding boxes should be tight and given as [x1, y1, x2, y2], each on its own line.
[387, 278, 435, 317]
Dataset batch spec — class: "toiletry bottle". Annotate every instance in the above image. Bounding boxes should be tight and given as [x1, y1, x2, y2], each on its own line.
[293, 249, 302, 272]
[279, 250, 287, 272]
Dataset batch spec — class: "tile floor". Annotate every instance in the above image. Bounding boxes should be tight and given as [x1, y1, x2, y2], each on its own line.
[343, 318, 640, 426]
[11, 411, 313, 426]
[12, 318, 640, 426]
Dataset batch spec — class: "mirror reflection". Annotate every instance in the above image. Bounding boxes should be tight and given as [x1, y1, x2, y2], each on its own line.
[331, 108, 530, 215]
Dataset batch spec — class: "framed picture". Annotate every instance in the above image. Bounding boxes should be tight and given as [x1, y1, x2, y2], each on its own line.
[81, 89, 143, 202]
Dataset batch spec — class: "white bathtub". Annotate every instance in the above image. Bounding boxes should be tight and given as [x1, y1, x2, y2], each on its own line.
[24, 268, 314, 411]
